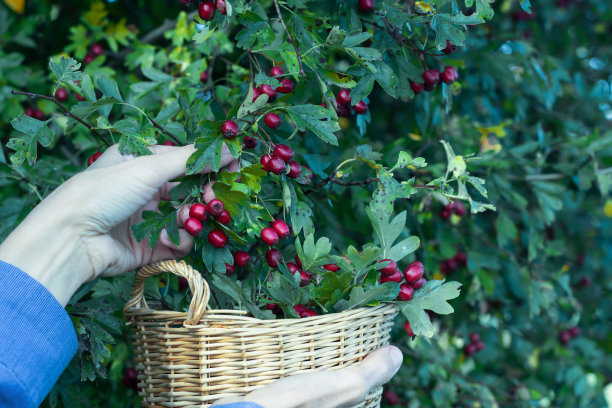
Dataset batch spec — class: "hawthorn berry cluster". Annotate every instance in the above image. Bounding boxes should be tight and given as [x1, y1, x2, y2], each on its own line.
[463, 332, 485, 357]
[410, 66, 459, 95]
[333, 88, 368, 117]
[24, 107, 44, 120]
[197, 0, 226, 21]
[440, 200, 466, 219]
[379, 260, 426, 301]
[260, 144, 304, 179]
[83, 43, 104, 65]
[558, 326, 580, 345]
[439, 252, 467, 274]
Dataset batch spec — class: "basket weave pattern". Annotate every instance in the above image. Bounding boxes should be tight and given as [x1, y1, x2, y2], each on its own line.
[124, 260, 398, 408]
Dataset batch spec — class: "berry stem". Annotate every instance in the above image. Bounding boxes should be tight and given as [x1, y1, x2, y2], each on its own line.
[11, 89, 112, 147]
[273, 0, 306, 78]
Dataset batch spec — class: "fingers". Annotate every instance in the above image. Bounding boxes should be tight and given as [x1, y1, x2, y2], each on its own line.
[156, 228, 194, 258]
[202, 182, 216, 204]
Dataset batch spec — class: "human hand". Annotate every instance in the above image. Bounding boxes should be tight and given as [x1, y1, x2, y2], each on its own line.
[0, 144, 236, 306]
[211, 346, 403, 408]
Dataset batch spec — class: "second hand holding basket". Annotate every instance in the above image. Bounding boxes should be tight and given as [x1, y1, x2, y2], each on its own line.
[124, 260, 399, 408]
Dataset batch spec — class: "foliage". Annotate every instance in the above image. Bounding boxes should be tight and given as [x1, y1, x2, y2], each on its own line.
[0, 1, 611, 407]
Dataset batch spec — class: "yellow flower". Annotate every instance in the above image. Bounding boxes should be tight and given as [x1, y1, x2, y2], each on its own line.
[4, 0, 25, 14]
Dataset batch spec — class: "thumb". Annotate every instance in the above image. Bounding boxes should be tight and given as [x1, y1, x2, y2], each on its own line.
[353, 346, 403, 390]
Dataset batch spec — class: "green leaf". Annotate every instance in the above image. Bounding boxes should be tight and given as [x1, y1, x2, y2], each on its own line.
[202, 243, 234, 274]
[142, 66, 174, 83]
[240, 164, 267, 194]
[350, 74, 375, 103]
[49, 56, 83, 91]
[390, 151, 427, 172]
[334, 283, 400, 311]
[211, 181, 249, 217]
[187, 137, 223, 174]
[237, 86, 269, 118]
[290, 201, 314, 236]
[267, 273, 303, 307]
[346, 245, 381, 284]
[431, 14, 466, 50]
[366, 209, 406, 252]
[130, 202, 178, 249]
[342, 32, 372, 48]
[96, 77, 124, 102]
[386, 236, 420, 262]
[285, 104, 340, 146]
[211, 273, 275, 320]
[8, 115, 53, 166]
[325, 26, 346, 46]
[295, 234, 332, 271]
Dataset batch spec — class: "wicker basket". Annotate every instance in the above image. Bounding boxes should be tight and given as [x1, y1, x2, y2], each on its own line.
[124, 260, 398, 408]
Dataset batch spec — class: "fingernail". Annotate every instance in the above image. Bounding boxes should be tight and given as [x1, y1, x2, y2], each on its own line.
[160, 228, 169, 242]
[388, 346, 403, 370]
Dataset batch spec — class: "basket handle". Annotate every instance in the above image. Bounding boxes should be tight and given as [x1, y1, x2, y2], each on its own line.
[123, 260, 210, 326]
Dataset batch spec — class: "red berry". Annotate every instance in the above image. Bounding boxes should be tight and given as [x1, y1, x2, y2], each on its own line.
[440, 204, 453, 219]
[475, 341, 485, 351]
[320, 102, 328, 108]
[252, 87, 262, 102]
[442, 40, 456, 55]
[353, 100, 368, 114]
[578, 276, 591, 287]
[287, 160, 302, 179]
[243, 135, 258, 149]
[464, 343, 478, 357]
[123, 367, 138, 390]
[91, 43, 104, 56]
[469, 333, 480, 343]
[446, 258, 458, 271]
[378, 259, 398, 276]
[441, 66, 458, 84]
[25, 107, 34, 117]
[264, 113, 282, 129]
[286, 262, 299, 274]
[422, 69, 441, 86]
[233, 251, 252, 267]
[297, 270, 311, 287]
[272, 144, 294, 163]
[397, 283, 415, 301]
[404, 261, 424, 283]
[277, 79, 293, 94]
[260, 227, 279, 245]
[222, 120, 239, 139]
[336, 89, 352, 106]
[569, 326, 580, 337]
[323, 264, 340, 272]
[266, 249, 283, 268]
[454, 252, 467, 267]
[215, 0, 226, 15]
[178, 276, 189, 291]
[207, 199, 224, 217]
[358, 0, 375, 12]
[295, 255, 302, 268]
[410, 81, 424, 95]
[162, 140, 176, 146]
[208, 229, 229, 248]
[269, 157, 287, 175]
[452, 201, 466, 216]
[266, 301, 282, 314]
[380, 268, 402, 283]
[559, 330, 571, 345]
[300, 308, 318, 317]
[336, 102, 351, 117]
[260, 84, 277, 102]
[33, 109, 44, 120]
[215, 209, 231, 225]
[55, 88, 68, 102]
[260, 154, 273, 172]
[294, 305, 317, 317]
[383, 391, 399, 405]
[270, 66, 284, 77]
[83, 53, 95, 64]
[87, 152, 103, 167]
[404, 321, 415, 337]
[271, 219, 290, 239]
[76, 93, 86, 101]
[189, 203, 208, 222]
[225, 263, 235, 276]
[185, 218, 204, 237]
[198, 2, 216, 20]
[411, 277, 426, 290]
[200, 71, 209, 83]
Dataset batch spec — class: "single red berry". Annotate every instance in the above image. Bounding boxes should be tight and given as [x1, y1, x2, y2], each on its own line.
[178, 276, 189, 291]
[578, 276, 591, 287]
[454, 252, 467, 267]
[286, 262, 299, 274]
[198, 2, 216, 20]
[264, 113, 282, 129]
[569, 326, 580, 337]
[404, 261, 424, 283]
[287, 160, 302, 179]
[260, 154, 273, 172]
[358, 0, 375, 12]
[25, 107, 34, 117]
[378, 259, 398, 276]
[410, 81, 424, 95]
[300, 308, 318, 317]
[243, 135, 258, 149]
[208, 229, 229, 248]
[233, 251, 252, 267]
[295, 255, 302, 268]
[87, 152, 103, 167]
[189, 203, 208, 222]
[91, 43, 104, 56]
[464, 343, 478, 357]
[266, 249, 283, 268]
[185, 218, 204, 237]
[200, 71, 209, 83]
[320, 102, 328, 108]
[559, 330, 572, 345]
[439, 261, 449, 275]
[76, 93, 86, 101]
[293, 304, 307, 315]
[162, 140, 176, 146]
[260, 227, 279, 245]
[269, 157, 287, 175]
[270, 66, 284, 77]
[252, 87, 262, 102]
[411, 277, 426, 290]
[83, 53, 95, 64]
[298, 270, 311, 287]
[272, 144, 294, 163]
[380, 268, 402, 283]
[266, 301, 282, 315]
[277, 79, 294, 94]
[123, 367, 138, 390]
[260, 84, 277, 102]
[397, 283, 415, 301]
[404, 321, 415, 337]
[442, 40, 456, 55]
[336, 102, 351, 117]
[475, 341, 485, 351]
[33, 109, 44, 120]
[452, 201, 466, 216]
[383, 391, 399, 405]
[353, 100, 368, 114]
[271, 219, 291, 238]
[439, 204, 453, 219]
[215, 209, 231, 225]
[55, 88, 68, 102]
[446, 257, 458, 271]
[336, 89, 352, 106]
[207, 199, 224, 217]
[469, 332, 480, 343]
[215, 0, 227, 15]
[441, 66, 458, 84]
[422, 69, 440, 86]
[225, 263, 235, 276]
[323, 264, 340, 272]
[222, 120, 239, 139]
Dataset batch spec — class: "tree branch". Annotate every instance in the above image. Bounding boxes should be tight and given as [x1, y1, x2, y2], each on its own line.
[12, 90, 111, 147]
[273, 0, 306, 78]
[149, 117, 183, 146]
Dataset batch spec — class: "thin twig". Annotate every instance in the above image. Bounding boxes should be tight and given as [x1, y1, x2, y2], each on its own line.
[11, 90, 111, 146]
[273, 0, 306, 78]
[150, 118, 183, 146]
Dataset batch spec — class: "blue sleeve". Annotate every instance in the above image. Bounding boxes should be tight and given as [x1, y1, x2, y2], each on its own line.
[211, 404, 265, 408]
[0, 261, 78, 408]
